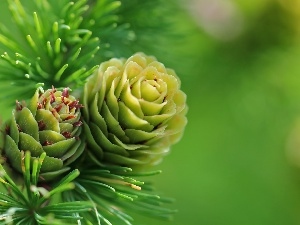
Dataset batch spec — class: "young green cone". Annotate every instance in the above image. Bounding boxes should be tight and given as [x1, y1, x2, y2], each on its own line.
[82, 52, 187, 167]
[0, 87, 84, 181]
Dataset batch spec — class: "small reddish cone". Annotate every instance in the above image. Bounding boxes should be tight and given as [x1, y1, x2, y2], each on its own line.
[0, 87, 85, 181]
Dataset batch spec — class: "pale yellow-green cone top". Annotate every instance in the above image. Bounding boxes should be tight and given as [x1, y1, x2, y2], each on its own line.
[0, 87, 85, 181]
[82, 52, 187, 167]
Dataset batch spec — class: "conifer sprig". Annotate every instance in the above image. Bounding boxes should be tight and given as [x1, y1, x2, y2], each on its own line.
[64, 162, 176, 225]
[0, 0, 106, 103]
[0, 1, 187, 224]
[0, 151, 92, 225]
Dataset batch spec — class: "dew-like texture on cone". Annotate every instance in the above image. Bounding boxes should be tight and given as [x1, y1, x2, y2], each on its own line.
[82, 52, 188, 166]
[0, 87, 85, 181]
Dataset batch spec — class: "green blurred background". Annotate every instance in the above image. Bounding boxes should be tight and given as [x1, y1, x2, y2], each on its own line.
[3, 0, 300, 224]
[141, 0, 300, 224]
